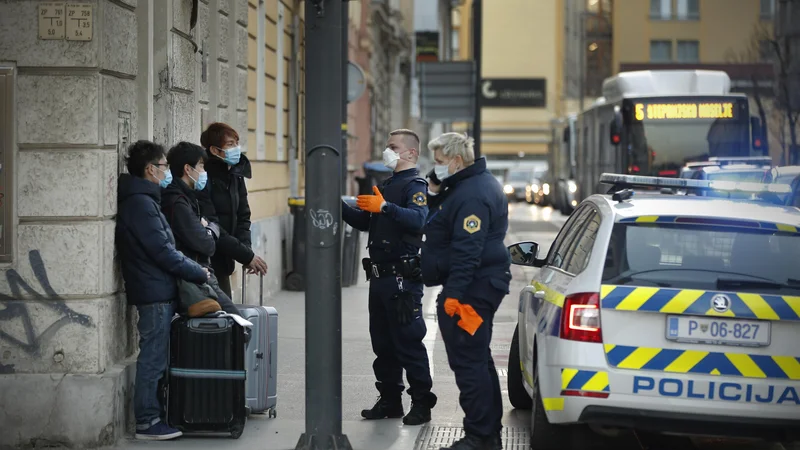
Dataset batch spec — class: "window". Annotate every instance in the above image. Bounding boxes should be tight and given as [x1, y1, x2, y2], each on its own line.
[650, 40, 672, 62]
[451, 29, 460, 59]
[761, 0, 775, 19]
[562, 210, 602, 274]
[548, 206, 593, 270]
[650, 0, 671, 20]
[676, 40, 699, 62]
[602, 223, 800, 296]
[676, 0, 699, 20]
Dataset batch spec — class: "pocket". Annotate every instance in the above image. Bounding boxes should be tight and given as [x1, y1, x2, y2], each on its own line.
[488, 276, 511, 295]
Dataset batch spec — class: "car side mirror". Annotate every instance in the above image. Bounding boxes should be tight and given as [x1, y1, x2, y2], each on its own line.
[507, 241, 545, 268]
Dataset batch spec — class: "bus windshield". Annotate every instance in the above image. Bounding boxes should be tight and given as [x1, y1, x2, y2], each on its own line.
[624, 97, 750, 177]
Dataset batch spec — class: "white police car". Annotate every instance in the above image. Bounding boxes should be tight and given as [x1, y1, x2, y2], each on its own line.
[506, 174, 800, 448]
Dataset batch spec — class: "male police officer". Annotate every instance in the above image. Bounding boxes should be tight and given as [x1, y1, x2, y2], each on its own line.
[422, 132, 511, 450]
[342, 129, 437, 425]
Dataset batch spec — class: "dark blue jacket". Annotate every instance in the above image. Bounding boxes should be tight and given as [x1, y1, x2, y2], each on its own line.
[421, 158, 512, 300]
[116, 174, 208, 306]
[342, 168, 428, 264]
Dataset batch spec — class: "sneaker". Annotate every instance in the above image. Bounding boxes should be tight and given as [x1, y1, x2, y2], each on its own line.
[135, 422, 183, 441]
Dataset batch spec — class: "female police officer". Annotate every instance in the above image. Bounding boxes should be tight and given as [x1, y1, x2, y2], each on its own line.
[422, 132, 511, 450]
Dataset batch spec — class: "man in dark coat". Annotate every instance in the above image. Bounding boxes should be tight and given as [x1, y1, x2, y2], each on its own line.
[161, 141, 240, 316]
[116, 140, 210, 441]
[198, 123, 268, 297]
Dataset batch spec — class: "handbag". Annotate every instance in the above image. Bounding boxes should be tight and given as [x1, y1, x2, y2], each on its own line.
[177, 279, 222, 318]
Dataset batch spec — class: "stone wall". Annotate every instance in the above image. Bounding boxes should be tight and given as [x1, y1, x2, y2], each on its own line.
[0, 0, 139, 446]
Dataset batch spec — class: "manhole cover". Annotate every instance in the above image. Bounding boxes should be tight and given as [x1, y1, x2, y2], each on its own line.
[415, 425, 529, 449]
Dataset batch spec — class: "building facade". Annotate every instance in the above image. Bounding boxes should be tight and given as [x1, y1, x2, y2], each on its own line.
[452, 0, 565, 167]
[0, 0, 409, 447]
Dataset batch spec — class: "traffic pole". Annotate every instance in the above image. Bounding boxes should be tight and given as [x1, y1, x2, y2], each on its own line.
[294, 0, 352, 449]
[341, 0, 349, 192]
[471, 0, 482, 159]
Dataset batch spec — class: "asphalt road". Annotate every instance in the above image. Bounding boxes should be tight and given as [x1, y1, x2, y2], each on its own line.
[119, 202, 796, 450]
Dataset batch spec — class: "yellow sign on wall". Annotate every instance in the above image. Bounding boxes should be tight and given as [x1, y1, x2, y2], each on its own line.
[634, 102, 737, 121]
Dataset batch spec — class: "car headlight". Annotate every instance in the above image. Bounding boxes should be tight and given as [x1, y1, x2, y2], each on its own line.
[543, 183, 550, 195]
[531, 184, 539, 193]
[568, 181, 577, 193]
[504, 184, 514, 194]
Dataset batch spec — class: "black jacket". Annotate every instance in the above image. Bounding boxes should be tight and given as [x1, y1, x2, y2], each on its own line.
[161, 178, 220, 268]
[420, 158, 512, 300]
[197, 152, 255, 276]
[116, 174, 208, 306]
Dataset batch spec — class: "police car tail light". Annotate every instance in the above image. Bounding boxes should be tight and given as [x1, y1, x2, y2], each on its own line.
[560, 293, 602, 343]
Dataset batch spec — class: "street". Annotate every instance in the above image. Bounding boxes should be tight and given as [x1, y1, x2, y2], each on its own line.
[116, 202, 794, 450]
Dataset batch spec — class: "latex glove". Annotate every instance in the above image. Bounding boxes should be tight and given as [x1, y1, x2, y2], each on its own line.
[443, 297, 484, 336]
[357, 186, 386, 213]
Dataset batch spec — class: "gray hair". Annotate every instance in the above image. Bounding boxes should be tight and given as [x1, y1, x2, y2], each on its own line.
[427, 132, 475, 165]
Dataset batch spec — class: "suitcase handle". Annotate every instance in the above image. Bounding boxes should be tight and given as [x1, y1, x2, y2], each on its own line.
[241, 266, 265, 306]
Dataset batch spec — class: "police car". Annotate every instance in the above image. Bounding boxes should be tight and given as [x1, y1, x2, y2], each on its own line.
[505, 173, 800, 448]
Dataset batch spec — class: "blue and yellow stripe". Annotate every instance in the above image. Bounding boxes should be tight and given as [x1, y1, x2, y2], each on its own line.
[601, 285, 800, 322]
[619, 215, 800, 233]
[561, 368, 610, 392]
[604, 344, 800, 380]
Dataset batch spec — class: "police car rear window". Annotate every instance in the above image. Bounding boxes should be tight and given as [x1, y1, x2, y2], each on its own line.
[602, 223, 800, 295]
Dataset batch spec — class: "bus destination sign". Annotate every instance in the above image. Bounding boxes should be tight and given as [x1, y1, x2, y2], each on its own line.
[634, 102, 737, 121]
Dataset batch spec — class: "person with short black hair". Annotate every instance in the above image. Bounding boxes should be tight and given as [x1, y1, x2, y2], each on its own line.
[198, 122, 267, 297]
[116, 140, 210, 441]
[161, 141, 240, 316]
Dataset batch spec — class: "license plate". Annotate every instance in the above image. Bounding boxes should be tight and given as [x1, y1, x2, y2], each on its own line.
[665, 315, 770, 347]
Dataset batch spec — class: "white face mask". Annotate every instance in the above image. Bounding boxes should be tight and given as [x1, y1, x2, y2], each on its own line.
[434, 159, 454, 181]
[383, 148, 400, 170]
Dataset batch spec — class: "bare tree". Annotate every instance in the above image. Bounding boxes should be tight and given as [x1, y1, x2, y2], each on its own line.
[773, 0, 800, 164]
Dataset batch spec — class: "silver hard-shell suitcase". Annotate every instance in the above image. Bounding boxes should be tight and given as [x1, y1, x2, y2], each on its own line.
[241, 273, 278, 417]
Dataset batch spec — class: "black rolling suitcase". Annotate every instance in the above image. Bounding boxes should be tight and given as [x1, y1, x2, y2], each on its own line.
[167, 314, 248, 438]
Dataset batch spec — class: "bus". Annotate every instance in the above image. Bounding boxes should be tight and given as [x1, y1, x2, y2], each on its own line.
[547, 114, 579, 215]
[573, 70, 765, 202]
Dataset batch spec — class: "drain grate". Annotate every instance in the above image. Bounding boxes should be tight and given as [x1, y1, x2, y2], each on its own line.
[414, 425, 529, 449]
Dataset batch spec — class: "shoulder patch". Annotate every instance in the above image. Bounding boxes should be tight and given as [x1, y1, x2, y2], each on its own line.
[462, 214, 482, 234]
[412, 191, 427, 206]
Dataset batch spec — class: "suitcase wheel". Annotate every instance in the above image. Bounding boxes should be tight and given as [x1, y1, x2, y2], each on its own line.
[269, 408, 277, 418]
[230, 422, 244, 439]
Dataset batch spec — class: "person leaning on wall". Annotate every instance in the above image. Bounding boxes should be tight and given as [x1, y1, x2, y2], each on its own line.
[197, 122, 268, 297]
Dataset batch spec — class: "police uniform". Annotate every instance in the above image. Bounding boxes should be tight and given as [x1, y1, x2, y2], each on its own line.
[342, 167, 437, 425]
[421, 157, 511, 450]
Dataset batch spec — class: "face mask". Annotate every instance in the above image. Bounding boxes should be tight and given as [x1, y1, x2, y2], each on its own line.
[221, 145, 241, 166]
[190, 168, 208, 191]
[159, 167, 172, 188]
[382, 148, 399, 170]
[434, 162, 452, 182]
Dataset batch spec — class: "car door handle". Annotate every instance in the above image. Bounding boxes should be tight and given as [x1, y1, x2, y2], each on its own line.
[534, 290, 546, 300]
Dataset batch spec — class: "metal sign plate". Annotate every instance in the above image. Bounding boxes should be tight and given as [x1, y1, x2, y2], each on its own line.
[419, 61, 475, 123]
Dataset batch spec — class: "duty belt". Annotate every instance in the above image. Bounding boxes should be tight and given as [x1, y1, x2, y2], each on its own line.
[362, 257, 421, 280]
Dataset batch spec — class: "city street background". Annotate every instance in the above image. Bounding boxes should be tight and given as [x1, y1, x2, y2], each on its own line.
[116, 203, 794, 450]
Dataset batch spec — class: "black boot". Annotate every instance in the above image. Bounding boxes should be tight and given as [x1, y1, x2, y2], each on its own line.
[361, 383, 404, 420]
[439, 433, 496, 450]
[403, 392, 437, 425]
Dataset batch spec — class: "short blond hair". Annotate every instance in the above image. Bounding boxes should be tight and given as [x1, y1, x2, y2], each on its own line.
[427, 132, 475, 164]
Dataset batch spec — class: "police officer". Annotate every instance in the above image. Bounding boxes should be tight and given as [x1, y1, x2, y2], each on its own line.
[342, 129, 437, 425]
[421, 132, 511, 450]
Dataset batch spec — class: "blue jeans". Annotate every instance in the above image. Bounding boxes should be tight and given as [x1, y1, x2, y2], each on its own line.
[134, 302, 175, 429]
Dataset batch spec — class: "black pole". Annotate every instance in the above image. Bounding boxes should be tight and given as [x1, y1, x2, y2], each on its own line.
[342, 0, 349, 193]
[472, 0, 482, 159]
[295, 0, 352, 449]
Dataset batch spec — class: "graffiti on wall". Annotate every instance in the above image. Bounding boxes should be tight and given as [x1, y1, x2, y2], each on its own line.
[0, 250, 94, 372]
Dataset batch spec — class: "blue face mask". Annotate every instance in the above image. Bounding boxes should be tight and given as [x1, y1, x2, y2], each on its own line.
[159, 168, 172, 188]
[191, 169, 208, 191]
[222, 146, 241, 166]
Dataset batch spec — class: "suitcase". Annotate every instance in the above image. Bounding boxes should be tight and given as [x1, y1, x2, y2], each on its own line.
[166, 315, 248, 439]
[240, 273, 278, 417]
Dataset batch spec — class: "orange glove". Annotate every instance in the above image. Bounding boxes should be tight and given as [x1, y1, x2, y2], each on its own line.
[357, 186, 386, 213]
[443, 298, 484, 336]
